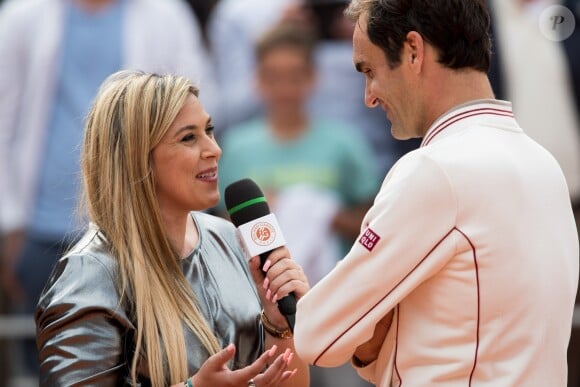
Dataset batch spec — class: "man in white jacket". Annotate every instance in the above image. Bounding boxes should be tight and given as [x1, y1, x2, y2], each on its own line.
[0, 0, 216, 376]
[294, 0, 579, 386]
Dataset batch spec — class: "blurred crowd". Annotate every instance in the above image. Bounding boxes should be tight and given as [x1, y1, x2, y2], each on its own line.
[0, 0, 578, 386]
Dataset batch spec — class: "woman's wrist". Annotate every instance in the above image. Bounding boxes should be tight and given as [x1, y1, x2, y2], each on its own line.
[183, 374, 197, 387]
[261, 310, 292, 339]
[261, 305, 290, 328]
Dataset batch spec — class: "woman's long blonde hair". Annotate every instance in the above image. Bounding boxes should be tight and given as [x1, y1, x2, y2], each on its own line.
[81, 70, 221, 385]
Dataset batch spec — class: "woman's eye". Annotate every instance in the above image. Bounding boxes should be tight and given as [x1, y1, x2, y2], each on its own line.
[206, 125, 215, 137]
[181, 133, 196, 142]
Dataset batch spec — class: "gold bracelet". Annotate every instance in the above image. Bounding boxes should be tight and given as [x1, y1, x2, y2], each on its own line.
[260, 310, 292, 339]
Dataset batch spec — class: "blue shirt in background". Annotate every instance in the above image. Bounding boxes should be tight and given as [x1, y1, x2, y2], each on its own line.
[30, 0, 124, 238]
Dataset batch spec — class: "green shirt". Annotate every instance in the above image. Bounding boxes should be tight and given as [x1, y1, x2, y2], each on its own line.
[217, 117, 380, 211]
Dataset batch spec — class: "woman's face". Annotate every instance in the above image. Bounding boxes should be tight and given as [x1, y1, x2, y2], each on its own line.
[151, 94, 222, 217]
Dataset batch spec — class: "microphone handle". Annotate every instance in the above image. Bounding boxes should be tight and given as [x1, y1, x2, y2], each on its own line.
[259, 251, 296, 333]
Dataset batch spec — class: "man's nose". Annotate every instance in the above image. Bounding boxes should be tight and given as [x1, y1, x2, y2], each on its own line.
[364, 84, 379, 108]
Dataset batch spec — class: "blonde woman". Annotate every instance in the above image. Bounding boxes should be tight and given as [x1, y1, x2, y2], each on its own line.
[35, 70, 310, 387]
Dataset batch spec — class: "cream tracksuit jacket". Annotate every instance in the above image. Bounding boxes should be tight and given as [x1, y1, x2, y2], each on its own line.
[294, 100, 579, 386]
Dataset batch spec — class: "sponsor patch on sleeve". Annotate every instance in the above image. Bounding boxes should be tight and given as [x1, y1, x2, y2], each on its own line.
[358, 227, 381, 252]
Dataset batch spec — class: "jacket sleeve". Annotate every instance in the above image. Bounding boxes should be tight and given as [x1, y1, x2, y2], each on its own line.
[294, 152, 458, 368]
[35, 254, 133, 386]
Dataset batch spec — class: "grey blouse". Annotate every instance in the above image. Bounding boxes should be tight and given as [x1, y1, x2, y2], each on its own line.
[35, 212, 264, 386]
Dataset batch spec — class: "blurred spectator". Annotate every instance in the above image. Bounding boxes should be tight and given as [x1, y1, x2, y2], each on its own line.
[562, 0, 580, 113]
[216, 22, 376, 387]
[487, 0, 580, 385]
[208, 0, 293, 127]
[488, 0, 580, 202]
[0, 0, 215, 378]
[183, 0, 221, 47]
[0, 237, 7, 383]
[208, 0, 418, 175]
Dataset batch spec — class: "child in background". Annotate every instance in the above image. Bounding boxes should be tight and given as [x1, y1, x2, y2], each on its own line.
[217, 23, 380, 285]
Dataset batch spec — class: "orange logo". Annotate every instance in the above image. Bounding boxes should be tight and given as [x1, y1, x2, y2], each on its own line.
[251, 222, 276, 246]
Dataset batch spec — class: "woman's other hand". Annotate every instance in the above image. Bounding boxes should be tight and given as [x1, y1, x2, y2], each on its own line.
[186, 343, 296, 387]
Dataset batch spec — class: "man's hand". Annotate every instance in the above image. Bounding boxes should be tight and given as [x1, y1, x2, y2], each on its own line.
[353, 310, 394, 366]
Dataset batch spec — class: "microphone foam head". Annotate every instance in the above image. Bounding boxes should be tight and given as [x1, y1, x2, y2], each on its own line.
[224, 178, 271, 227]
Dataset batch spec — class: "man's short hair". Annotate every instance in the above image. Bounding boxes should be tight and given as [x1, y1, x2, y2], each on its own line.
[345, 0, 492, 71]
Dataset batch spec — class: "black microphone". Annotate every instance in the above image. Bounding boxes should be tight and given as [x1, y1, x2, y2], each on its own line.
[224, 178, 296, 332]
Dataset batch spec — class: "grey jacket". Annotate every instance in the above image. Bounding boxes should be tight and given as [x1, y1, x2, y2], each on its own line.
[36, 212, 263, 386]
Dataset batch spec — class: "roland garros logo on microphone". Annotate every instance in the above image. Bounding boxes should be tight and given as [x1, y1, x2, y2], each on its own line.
[251, 221, 276, 246]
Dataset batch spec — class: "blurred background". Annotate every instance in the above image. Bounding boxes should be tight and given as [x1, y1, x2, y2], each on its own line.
[0, 0, 578, 386]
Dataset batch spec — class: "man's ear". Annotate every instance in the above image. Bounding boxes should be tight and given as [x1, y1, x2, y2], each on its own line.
[405, 31, 424, 73]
